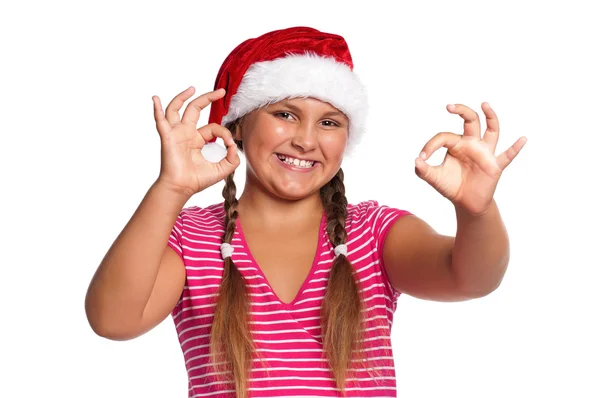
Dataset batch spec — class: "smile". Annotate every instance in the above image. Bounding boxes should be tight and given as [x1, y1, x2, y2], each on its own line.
[275, 153, 319, 173]
[275, 153, 316, 169]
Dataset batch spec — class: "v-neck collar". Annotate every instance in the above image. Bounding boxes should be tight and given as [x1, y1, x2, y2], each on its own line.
[234, 212, 327, 309]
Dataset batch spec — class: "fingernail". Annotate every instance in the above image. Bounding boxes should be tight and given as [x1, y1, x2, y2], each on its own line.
[448, 104, 455, 110]
[420, 151, 427, 159]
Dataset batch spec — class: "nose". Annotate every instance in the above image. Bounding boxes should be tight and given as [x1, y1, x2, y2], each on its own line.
[291, 122, 318, 152]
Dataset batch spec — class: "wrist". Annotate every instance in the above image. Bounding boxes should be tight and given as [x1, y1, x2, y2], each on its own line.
[152, 179, 194, 204]
[454, 199, 496, 219]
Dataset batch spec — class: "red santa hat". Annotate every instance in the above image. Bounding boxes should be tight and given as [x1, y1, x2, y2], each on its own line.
[201, 26, 368, 161]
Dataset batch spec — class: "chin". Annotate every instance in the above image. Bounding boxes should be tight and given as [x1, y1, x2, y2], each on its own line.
[271, 185, 319, 201]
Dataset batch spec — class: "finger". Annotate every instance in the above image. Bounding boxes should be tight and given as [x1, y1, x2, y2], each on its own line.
[152, 95, 171, 138]
[481, 102, 500, 152]
[165, 86, 196, 125]
[419, 132, 462, 161]
[496, 136, 527, 170]
[447, 103, 481, 138]
[181, 88, 226, 125]
[218, 136, 241, 172]
[414, 155, 442, 187]
[197, 123, 236, 148]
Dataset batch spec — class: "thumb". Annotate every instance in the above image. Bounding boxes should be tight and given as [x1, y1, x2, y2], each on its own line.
[414, 156, 440, 186]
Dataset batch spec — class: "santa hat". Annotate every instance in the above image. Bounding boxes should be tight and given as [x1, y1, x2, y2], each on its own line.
[201, 26, 368, 162]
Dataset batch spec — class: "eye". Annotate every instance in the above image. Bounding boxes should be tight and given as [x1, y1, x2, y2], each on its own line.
[274, 111, 294, 120]
[321, 120, 340, 127]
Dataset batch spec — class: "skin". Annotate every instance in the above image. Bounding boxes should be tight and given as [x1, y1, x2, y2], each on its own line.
[85, 88, 239, 340]
[228, 98, 352, 303]
[85, 87, 526, 340]
[233, 97, 349, 231]
[384, 102, 527, 301]
[231, 97, 527, 302]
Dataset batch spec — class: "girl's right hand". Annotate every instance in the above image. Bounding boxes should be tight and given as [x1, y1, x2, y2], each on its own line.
[152, 87, 240, 198]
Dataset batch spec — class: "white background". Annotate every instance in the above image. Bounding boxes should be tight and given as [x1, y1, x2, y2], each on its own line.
[1, 0, 599, 397]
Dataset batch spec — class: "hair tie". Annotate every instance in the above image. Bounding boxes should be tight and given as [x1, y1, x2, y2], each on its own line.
[220, 242, 234, 259]
[334, 244, 348, 258]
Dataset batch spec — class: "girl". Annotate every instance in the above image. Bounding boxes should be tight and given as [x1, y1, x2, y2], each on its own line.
[85, 26, 526, 397]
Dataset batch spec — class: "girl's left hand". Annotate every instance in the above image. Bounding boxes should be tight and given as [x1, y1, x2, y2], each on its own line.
[415, 102, 527, 216]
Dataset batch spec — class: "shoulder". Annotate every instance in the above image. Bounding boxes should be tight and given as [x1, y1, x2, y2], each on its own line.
[168, 202, 226, 258]
[344, 200, 413, 301]
[171, 202, 226, 239]
[347, 200, 412, 235]
[178, 202, 225, 223]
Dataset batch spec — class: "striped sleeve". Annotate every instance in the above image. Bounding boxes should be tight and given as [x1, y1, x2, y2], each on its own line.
[363, 200, 412, 298]
[167, 210, 185, 261]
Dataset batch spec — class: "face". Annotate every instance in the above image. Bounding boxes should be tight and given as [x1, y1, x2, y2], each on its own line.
[234, 97, 349, 201]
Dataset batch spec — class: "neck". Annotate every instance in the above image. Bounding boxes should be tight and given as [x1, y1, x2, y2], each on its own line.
[236, 175, 324, 229]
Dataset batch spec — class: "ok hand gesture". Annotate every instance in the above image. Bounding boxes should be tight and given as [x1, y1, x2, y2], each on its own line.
[415, 103, 527, 216]
[152, 87, 240, 198]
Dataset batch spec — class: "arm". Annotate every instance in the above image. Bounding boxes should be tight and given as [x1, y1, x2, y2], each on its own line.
[451, 199, 509, 296]
[386, 99, 524, 302]
[85, 180, 188, 340]
[382, 199, 509, 302]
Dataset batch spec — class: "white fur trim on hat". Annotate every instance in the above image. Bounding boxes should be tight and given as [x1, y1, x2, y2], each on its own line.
[221, 52, 368, 155]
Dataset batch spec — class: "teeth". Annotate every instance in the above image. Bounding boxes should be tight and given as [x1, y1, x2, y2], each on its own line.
[277, 154, 314, 168]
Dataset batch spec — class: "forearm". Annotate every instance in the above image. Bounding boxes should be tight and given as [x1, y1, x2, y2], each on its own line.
[85, 179, 190, 333]
[451, 199, 510, 296]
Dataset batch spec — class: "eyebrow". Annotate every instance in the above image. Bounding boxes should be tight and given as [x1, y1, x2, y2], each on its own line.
[278, 101, 346, 119]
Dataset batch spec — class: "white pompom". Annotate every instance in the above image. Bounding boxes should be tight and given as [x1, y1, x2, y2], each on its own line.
[201, 142, 228, 163]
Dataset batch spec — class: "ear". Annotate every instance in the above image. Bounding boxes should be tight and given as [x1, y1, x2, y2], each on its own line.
[233, 122, 242, 141]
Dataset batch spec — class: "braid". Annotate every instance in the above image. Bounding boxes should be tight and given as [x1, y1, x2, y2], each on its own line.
[209, 123, 376, 395]
[320, 168, 368, 394]
[209, 171, 254, 398]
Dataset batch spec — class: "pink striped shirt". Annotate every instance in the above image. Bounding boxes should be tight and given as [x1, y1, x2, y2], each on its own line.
[167, 200, 412, 397]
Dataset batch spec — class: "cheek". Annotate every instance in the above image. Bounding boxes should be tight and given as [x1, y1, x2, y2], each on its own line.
[273, 123, 288, 137]
[254, 120, 290, 147]
[320, 131, 348, 154]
